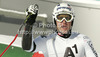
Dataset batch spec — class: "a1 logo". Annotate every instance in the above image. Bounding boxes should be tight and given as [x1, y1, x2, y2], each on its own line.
[64, 44, 78, 57]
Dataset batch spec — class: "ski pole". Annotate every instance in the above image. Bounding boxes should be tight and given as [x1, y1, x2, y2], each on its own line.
[0, 23, 24, 57]
[0, 4, 38, 57]
[0, 34, 18, 57]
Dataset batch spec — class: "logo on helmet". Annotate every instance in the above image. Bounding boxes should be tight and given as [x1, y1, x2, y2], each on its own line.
[57, 7, 71, 11]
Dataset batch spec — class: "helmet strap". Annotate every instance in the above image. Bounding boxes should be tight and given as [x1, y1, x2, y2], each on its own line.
[71, 19, 74, 26]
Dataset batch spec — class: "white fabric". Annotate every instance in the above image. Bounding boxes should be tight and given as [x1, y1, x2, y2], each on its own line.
[27, 32, 98, 57]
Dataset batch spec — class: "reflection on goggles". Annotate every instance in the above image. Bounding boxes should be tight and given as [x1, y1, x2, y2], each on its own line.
[56, 14, 72, 22]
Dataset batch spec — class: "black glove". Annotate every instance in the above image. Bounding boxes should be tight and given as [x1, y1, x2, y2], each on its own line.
[24, 4, 39, 25]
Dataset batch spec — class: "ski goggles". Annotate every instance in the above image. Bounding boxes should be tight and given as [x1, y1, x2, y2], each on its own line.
[55, 14, 73, 22]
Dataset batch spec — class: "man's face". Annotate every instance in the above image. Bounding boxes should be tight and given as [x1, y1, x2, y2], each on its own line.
[56, 14, 72, 34]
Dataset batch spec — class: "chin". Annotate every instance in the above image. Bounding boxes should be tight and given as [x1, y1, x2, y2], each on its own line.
[62, 31, 68, 34]
[60, 30, 68, 34]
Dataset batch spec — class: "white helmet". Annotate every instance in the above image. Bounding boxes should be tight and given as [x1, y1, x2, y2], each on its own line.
[52, 3, 74, 25]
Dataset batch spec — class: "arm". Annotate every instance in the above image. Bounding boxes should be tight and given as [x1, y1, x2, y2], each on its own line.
[83, 36, 98, 57]
[22, 24, 36, 52]
[22, 4, 38, 52]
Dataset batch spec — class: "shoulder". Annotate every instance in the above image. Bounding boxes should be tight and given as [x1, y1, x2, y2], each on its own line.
[70, 32, 86, 39]
[74, 32, 92, 45]
[78, 33, 91, 42]
[72, 32, 90, 38]
[71, 32, 91, 42]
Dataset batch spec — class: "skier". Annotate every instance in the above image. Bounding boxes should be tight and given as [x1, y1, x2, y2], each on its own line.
[22, 3, 98, 57]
